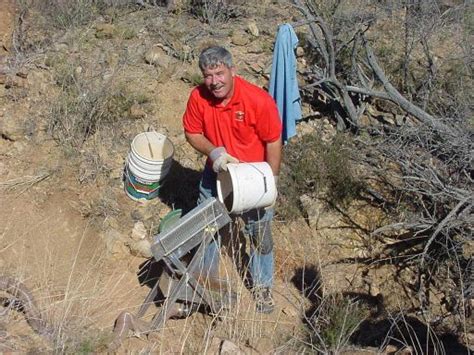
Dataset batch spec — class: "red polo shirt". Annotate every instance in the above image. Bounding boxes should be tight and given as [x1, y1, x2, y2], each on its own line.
[183, 76, 282, 163]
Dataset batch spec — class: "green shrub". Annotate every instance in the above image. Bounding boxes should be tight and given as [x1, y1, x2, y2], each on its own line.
[306, 293, 369, 353]
[279, 132, 363, 220]
[48, 67, 139, 150]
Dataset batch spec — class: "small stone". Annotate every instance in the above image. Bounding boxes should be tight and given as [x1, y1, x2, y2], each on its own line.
[395, 114, 406, 126]
[231, 32, 249, 46]
[247, 21, 259, 37]
[297, 121, 316, 136]
[5, 76, 27, 88]
[131, 221, 147, 241]
[296, 46, 305, 57]
[0, 113, 24, 141]
[383, 345, 398, 354]
[16, 71, 27, 79]
[13, 141, 26, 152]
[131, 209, 145, 221]
[144, 47, 171, 67]
[369, 284, 381, 297]
[399, 346, 414, 355]
[95, 23, 115, 39]
[74, 66, 83, 78]
[130, 103, 147, 119]
[220, 339, 243, 354]
[126, 239, 152, 258]
[102, 229, 128, 257]
[53, 43, 69, 52]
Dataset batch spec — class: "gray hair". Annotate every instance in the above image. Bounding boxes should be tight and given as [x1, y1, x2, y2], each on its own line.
[198, 46, 233, 71]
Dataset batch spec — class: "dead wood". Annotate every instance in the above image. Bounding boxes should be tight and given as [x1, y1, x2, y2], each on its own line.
[292, 0, 473, 319]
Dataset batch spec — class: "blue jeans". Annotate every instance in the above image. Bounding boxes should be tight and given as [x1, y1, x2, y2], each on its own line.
[198, 166, 274, 288]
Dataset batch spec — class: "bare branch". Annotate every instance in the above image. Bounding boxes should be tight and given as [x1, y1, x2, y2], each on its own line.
[362, 36, 437, 125]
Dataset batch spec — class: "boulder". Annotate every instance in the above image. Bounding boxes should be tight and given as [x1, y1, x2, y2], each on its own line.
[144, 47, 171, 67]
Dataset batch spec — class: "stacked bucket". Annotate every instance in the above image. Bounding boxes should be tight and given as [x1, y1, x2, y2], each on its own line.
[124, 132, 174, 201]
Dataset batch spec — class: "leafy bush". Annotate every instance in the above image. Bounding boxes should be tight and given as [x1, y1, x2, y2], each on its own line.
[279, 132, 363, 220]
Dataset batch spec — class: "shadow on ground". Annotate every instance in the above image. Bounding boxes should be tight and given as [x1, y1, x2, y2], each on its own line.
[159, 160, 201, 214]
[290, 265, 470, 354]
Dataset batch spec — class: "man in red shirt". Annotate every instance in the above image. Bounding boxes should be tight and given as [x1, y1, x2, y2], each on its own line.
[183, 46, 282, 314]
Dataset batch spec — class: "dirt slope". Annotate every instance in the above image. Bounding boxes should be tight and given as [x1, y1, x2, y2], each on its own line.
[0, 1, 471, 354]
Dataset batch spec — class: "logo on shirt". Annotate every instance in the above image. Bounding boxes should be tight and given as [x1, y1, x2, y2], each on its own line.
[235, 111, 245, 122]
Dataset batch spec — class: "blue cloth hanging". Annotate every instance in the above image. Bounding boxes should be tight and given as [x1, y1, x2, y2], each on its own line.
[269, 23, 302, 144]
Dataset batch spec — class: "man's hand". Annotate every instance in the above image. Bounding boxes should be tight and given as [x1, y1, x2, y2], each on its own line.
[209, 147, 239, 173]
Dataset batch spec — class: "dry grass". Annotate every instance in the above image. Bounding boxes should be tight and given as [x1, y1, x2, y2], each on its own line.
[1, 0, 471, 353]
[0, 171, 52, 194]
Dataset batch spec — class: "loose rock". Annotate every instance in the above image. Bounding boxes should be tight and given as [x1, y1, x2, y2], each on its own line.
[126, 239, 152, 258]
[247, 21, 259, 37]
[144, 47, 171, 67]
[95, 23, 115, 39]
[231, 32, 249, 46]
[131, 221, 147, 241]
[130, 103, 147, 120]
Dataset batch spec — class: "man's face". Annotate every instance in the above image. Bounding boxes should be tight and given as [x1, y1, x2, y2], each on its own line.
[202, 63, 235, 101]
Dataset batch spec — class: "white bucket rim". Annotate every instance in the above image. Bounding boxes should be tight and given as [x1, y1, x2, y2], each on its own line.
[217, 162, 276, 214]
[131, 131, 174, 162]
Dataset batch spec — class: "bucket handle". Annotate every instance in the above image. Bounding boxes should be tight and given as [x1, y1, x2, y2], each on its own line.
[230, 163, 272, 214]
[248, 164, 269, 193]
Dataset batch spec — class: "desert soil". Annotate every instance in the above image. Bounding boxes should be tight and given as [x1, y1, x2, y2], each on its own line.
[0, 1, 471, 354]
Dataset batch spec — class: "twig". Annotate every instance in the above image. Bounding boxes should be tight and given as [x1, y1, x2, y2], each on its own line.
[0, 171, 51, 194]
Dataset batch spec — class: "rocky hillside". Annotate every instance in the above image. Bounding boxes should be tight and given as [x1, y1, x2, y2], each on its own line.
[0, 0, 472, 353]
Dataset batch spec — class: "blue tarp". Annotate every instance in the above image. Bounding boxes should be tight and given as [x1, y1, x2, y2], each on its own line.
[269, 23, 302, 144]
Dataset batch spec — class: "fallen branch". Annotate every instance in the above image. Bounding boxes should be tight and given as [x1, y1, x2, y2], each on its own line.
[0, 171, 51, 193]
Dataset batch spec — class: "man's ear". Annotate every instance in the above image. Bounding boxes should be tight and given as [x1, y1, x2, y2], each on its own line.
[231, 67, 236, 77]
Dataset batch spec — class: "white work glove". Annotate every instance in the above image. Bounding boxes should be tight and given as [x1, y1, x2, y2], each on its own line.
[209, 147, 239, 173]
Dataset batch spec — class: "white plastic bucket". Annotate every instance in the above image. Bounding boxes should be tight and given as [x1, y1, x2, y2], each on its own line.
[216, 162, 276, 214]
[127, 132, 174, 182]
[124, 132, 174, 201]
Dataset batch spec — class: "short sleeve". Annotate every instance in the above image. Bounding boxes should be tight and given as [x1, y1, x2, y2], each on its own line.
[255, 95, 282, 143]
[182, 89, 204, 134]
